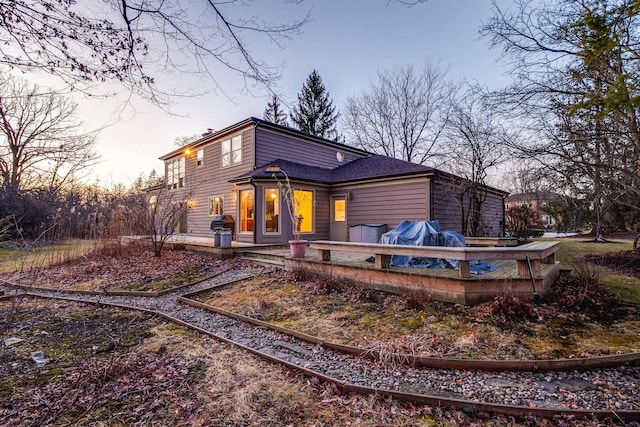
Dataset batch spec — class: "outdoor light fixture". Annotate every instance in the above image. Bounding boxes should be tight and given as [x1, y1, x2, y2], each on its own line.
[184, 148, 192, 156]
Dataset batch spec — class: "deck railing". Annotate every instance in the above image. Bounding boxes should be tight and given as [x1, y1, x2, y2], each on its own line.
[309, 240, 559, 279]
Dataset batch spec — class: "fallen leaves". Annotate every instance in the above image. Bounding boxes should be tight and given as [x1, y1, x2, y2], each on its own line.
[0, 244, 217, 292]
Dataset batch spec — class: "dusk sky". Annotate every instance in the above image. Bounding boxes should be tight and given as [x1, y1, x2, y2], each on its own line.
[35, 0, 516, 186]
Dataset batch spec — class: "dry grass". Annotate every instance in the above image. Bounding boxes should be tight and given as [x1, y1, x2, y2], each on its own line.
[203, 266, 640, 360]
[0, 239, 97, 273]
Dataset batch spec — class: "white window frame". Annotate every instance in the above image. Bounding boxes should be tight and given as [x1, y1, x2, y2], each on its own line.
[196, 149, 204, 167]
[263, 187, 281, 235]
[221, 135, 242, 167]
[166, 156, 185, 190]
[208, 196, 224, 216]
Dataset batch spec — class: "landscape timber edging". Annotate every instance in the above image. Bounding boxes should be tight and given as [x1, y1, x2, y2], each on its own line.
[7, 291, 640, 423]
[0, 273, 221, 297]
[178, 294, 640, 373]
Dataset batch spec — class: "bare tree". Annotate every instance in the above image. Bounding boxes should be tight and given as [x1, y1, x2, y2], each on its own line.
[342, 63, 457, 164]
[127, 184, 194, 257]
[0, 75, 97, 192]
[0, 1, 310, 104]
[440, 89, 509, 235]
[482, 0, 640, 240]
[174, 134, 204, 147]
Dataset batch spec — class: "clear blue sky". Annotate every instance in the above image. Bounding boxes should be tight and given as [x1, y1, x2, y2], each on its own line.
[62, 0, 515, 186]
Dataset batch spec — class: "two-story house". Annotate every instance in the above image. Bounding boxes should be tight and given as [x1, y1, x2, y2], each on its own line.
[158, 117, 508, 245]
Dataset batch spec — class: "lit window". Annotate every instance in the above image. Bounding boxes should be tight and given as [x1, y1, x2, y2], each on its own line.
[334, 199, 345, 222]
[264, 188, 280, 233]
[221, 135, 242, 167]
[294, 190, 313, 233]
[209, 196, 223, 216]
[196, 149, 204, 167]
[239, 189, 254, 232]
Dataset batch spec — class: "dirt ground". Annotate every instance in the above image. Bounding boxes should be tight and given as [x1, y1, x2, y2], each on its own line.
[586, 250, 640, 280]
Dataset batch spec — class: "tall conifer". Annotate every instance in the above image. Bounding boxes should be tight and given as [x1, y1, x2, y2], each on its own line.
[290, 70, 339, 140]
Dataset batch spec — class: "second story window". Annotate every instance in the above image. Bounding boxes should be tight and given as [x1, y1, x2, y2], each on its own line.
[166, 156, 185, 189]
[221, 135, 242, 167]
[196, 149, 204, 167]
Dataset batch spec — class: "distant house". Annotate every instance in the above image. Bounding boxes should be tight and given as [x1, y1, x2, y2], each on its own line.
[158, 117, 508, 244]
[505, 191, 561, 228]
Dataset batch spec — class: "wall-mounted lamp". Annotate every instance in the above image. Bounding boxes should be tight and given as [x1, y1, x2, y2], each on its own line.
[187, 199, 195, 209]
[184, 148, 192, 156]
[348, 192, 353, 200]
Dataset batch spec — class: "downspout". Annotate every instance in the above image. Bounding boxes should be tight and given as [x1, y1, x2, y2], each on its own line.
[249, 178, 257, 244]
[429, 176, 434, 221]
[252, 120, 258, 170]
[251, 120, 259, 244]
[502, 194, 507, 237]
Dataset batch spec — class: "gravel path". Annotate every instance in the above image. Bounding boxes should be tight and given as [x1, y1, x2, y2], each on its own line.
[2, 272, 639, 415]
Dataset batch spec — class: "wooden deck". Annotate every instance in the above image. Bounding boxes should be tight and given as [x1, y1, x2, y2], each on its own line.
[236, 244, 561, 306]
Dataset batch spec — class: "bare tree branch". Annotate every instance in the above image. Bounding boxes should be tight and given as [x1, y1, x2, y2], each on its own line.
[0, 0, 310, 105]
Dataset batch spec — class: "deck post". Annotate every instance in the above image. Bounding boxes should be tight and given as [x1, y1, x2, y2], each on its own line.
[517, 259, 541, 278]
[458, 260, 470, 278]
[318, 249, 331, 262]
[375, 254, 391, 269]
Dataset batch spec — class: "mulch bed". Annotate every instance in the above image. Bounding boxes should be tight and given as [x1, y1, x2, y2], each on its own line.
[585, 250, 640, 279]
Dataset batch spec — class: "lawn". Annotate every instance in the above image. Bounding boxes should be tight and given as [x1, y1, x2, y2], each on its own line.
[0, 241, 217, 292]
[0, 239, 97, 273]
[550, 236, 640, 304]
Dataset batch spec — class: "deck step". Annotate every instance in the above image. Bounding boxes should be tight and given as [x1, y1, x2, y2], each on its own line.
[238, 252, 286, 266]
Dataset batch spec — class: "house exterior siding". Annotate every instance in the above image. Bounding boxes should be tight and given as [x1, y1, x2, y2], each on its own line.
[480, 192, 505, 237]
[431, 179, 505, 237]
[334, 178, 430, 238]
[254, 127, 365, 170]
[430, 180, 464, 233]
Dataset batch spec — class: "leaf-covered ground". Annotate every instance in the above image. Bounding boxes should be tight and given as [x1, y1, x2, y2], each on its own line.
[0, 241, 635, 425]
[0, 244, 217, 292]
[586, 250, 640, 280]
[0, 298, 581, 427]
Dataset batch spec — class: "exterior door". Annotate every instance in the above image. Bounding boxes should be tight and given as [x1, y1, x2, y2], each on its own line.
[330, 195, 348, 241]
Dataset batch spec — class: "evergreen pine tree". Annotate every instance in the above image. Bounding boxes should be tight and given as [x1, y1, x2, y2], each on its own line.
[263, 94, 288, 126]
[290, 70, 339, 140]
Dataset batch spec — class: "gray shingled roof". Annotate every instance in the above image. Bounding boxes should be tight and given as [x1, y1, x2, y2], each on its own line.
[232, 159, 333, 183]
[232, 155, 434, 184]
[330, 155, 433, 182]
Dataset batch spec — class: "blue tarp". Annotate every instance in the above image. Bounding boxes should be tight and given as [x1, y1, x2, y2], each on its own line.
[378, 220, 497, 275]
